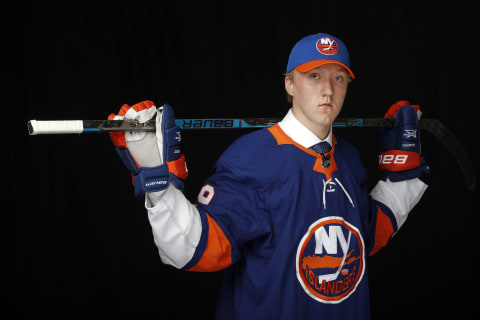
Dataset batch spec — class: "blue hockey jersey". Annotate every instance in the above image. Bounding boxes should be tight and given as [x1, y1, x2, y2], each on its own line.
[182, 124, 398, 319]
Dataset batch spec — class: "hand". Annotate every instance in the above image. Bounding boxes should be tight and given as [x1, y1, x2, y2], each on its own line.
[108, 100, 187, 199]
[379, 100, 430, 181]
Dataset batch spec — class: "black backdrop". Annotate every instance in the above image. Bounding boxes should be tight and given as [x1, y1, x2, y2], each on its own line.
[3, 1, 478, 319]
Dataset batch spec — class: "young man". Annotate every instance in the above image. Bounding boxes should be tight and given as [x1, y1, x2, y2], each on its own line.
[109, 33, 428, 319]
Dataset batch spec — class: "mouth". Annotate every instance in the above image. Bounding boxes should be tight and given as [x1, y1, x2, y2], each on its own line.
[318, 103, 333, 108]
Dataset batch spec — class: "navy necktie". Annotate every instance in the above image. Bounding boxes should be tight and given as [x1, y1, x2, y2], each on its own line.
[310, 142, 332, 168]
[310, 141, 331, 154]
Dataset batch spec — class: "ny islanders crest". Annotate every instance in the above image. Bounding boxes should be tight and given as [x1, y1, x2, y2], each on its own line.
[296, 217, 365, 304]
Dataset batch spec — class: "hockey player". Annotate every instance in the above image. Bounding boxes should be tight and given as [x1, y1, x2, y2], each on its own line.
[108, 33, 429, 319]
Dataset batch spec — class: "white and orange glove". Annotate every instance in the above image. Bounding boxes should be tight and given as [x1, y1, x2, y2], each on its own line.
[379, 100, 430, 181]
[108, 100, 188, 199]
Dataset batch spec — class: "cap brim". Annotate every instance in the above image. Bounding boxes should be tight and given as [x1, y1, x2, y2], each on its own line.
[295, 60, 355, 79]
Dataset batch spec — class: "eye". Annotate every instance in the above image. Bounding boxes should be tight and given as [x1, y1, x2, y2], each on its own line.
[310, 73, 320, 80]
[333, 75, 345, 82]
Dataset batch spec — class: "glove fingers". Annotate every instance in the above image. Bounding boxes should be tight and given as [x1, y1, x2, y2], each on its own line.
[118, 103, 132, 117]
[108, 100, 160, 164]
[121, 101, 157, 143]
[384, 100, 410, 118]
[384, 100, 421, 119]
[125, 100, 157, 121]
[109, 131, 127, 148]
[107, 112, 127, 147]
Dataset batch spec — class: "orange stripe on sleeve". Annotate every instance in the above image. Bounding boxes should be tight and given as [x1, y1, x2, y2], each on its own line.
[188, 213, 232, 272]
[369, 207, 395, 256]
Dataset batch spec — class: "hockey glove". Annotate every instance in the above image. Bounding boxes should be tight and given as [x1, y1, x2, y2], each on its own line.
[108, 100, 188, 199]
[379, 100, 430, 182]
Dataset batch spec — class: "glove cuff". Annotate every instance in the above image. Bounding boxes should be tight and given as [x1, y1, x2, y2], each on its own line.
[132, 154, 188, 199]
[133, 165, 170, 199]
[382, 157, 431, 182]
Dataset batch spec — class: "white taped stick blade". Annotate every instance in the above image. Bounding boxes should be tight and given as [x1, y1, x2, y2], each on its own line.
[27, 120, 84, 135]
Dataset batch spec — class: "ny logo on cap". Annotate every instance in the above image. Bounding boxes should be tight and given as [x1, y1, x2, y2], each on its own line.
[316, 37, 339, 55]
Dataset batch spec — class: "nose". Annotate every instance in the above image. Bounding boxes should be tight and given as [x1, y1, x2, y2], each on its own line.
[321, 78, 333, 97]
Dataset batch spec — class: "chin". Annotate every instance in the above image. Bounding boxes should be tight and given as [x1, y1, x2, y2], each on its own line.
[315, 113, 337, 126]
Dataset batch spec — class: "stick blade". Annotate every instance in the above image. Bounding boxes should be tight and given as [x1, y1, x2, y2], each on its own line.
[421, 119, 476, 191]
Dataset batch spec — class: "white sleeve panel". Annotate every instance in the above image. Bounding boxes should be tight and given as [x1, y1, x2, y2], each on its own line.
[145, 184, 202, 269]
[370, 178, 428, 230]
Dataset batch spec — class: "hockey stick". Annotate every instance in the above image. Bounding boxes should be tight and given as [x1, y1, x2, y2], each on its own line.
[26, 118, 394, 134]
[27, 118, 476, 191]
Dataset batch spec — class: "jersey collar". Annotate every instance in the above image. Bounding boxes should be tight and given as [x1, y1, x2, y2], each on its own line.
[278, 108, 333, 149]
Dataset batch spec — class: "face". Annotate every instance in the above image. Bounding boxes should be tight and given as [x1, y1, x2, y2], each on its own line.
[285, 63, 350, 139]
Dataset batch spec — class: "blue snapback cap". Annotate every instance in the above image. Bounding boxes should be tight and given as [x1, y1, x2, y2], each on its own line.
[286, 33, 355, 78]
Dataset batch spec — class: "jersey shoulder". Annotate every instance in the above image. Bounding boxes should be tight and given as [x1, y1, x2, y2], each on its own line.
[218, 128, 277, 161]
[214, 128, 280, 177]
[334, 134, 361, 158]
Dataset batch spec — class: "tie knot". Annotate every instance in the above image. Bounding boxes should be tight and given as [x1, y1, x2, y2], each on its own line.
[310, 141, 331, 154]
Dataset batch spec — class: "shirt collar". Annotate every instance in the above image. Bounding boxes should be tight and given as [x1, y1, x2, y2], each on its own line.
[278, 108, 333, 149]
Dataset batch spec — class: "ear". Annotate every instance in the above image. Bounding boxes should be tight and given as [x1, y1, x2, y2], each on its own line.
[284, 74, 295, 97]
